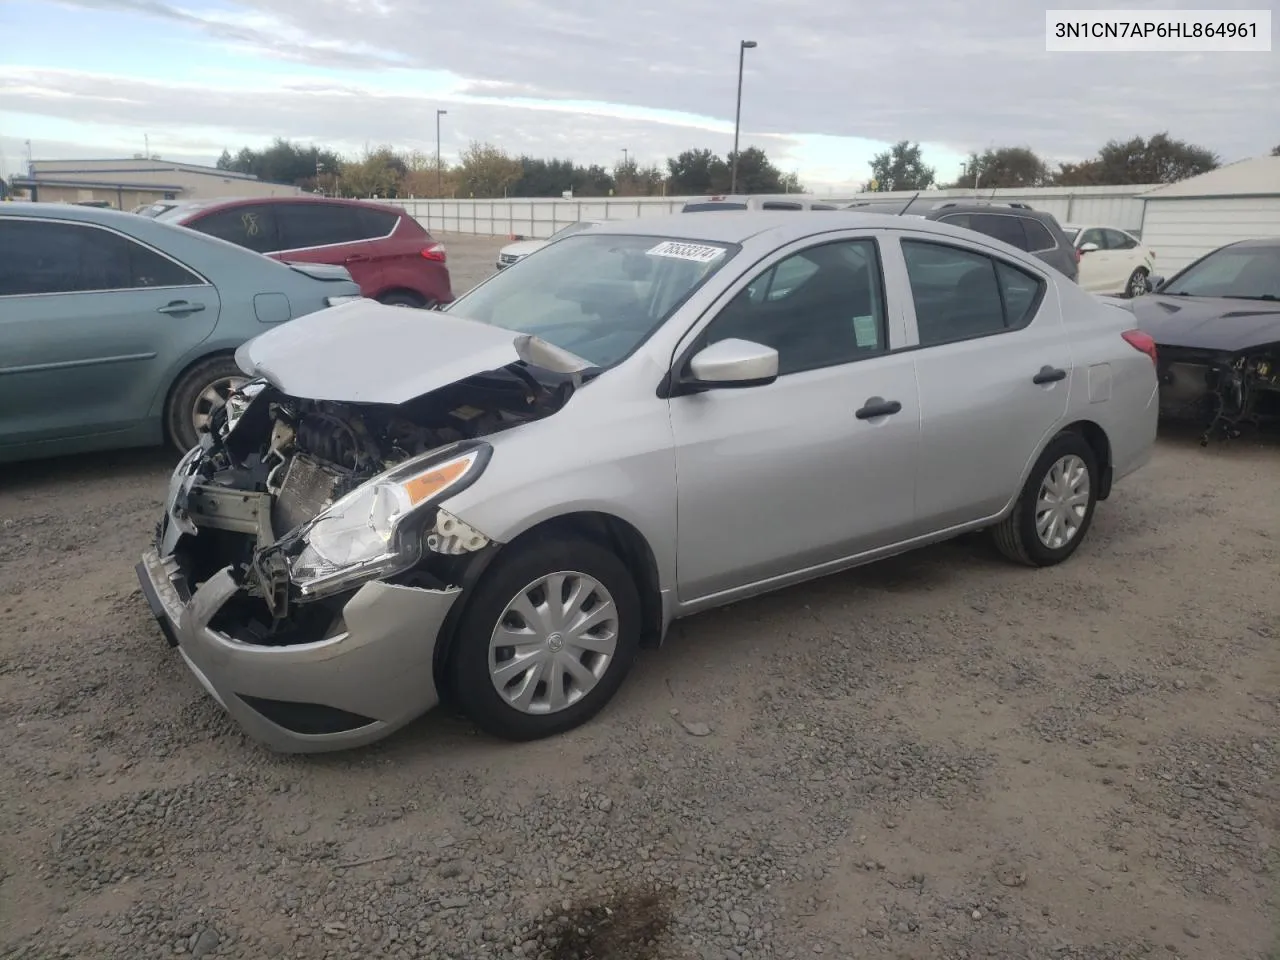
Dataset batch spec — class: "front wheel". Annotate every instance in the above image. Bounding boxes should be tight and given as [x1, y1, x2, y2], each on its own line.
[991, 432, 1099, 567]
[164, 355, 247, 454]
[1125, 267, 1149, 298]
[447, 536, 642, 741]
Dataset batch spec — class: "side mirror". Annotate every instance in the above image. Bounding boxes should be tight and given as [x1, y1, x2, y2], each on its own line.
[1148, 274, 1165, 292]
[683, 338, 778, 390]
[1079, 242, 1100, 254]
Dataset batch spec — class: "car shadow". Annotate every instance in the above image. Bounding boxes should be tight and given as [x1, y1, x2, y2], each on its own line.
[0, 446, 177, 495]
[1157, 419, 1280, 453]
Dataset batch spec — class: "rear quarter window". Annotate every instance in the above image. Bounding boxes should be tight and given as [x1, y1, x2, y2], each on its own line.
[1022, 219, 1057, 252]
[357, 207, 400, 238]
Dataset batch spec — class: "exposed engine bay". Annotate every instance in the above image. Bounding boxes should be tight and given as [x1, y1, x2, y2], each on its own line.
[163, 362, 580, 644]
[1157, 345, 1280, 445]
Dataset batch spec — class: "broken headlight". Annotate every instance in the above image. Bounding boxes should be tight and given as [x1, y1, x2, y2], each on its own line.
[287, 442, 491, 600]
[223, 379, 267, 437]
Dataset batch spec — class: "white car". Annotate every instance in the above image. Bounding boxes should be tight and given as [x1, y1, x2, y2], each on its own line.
[1063, 224, 1156, 298]
[496, 219, 604, 269]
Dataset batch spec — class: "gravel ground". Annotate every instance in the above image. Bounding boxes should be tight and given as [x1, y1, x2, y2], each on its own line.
[1, 235, 1277, 960]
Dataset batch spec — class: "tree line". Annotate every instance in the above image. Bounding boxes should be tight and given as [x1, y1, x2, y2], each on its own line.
[214, 133, 1273, 200]
[215, 139, 803, 200]
[865, 132, 1245, 192]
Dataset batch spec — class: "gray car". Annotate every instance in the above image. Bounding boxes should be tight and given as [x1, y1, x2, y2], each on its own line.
[0, 203, 362, 462]
[136, 212, 1158, 753]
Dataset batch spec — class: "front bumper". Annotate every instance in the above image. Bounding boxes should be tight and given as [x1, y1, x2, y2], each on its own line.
[136, 547, 460, 753]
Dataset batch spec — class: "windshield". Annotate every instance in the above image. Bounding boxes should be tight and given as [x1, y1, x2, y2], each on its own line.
[1161, 245, 1280, 300]
[445, 234, 735, 368]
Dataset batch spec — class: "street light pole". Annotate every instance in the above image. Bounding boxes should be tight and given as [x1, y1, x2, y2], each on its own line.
[622, 148, 629, 166]
[436, 109, 448, 196]
[730, 39, 756, 195]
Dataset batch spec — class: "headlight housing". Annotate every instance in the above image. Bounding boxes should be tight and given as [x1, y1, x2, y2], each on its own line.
[287, 442, 490, 600]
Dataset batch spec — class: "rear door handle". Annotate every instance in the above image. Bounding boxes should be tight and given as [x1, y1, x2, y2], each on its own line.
[156, 301, 205, 315]
[855, 397, 902, 420]
[1033, 365, 1067, 385]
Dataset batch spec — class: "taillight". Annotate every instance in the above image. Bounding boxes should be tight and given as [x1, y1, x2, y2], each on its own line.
[421, 243, 446, 262]
[1122, 329, 1158, 366]
[1073, 247, 1082, 263]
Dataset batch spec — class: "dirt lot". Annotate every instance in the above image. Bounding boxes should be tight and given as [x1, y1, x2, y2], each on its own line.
[1, 235, 1277, 960]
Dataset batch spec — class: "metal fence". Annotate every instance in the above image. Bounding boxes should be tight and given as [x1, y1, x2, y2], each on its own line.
[377, 184, 1159, 238]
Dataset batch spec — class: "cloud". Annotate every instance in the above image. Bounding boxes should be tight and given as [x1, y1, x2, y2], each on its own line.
[7, 0, 1277, 190]
[50, 0, 1279, 162]
[0, 69, 793, 174]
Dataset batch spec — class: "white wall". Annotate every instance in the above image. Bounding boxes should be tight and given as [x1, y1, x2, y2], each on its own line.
[1139, 197, 1280, 273]
[380, 185, 1157, 239]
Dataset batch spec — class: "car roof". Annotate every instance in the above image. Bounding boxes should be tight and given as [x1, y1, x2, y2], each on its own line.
[1229, 236, 1280, 249]
[582, 209, 1031, 247]
[0, 201, 162, 228]
[158, 195, 405, 220]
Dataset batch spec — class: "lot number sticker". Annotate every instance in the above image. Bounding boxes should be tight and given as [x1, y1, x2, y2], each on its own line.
[646, 241, 726, 263]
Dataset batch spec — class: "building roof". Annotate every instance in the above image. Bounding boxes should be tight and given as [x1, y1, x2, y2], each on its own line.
[29, 158, 269, 182]
[12, 176, 184, 191]
[1139, 155, 1280, 199]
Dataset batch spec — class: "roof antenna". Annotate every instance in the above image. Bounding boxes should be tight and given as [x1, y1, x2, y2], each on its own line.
[897, 191, 920, 215]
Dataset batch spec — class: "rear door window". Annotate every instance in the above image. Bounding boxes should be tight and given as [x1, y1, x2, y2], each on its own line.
[277, 203, 370, 250]
[901, 239, 1045, 346]
[190, 205, 280, 254]
[968, 214, 1030, 250]
[1103, 228, 1137, 250]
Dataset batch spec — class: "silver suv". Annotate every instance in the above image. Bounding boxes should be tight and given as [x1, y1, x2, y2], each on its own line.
[843, 199, 1080, 282]
[682, 195, 844, 212]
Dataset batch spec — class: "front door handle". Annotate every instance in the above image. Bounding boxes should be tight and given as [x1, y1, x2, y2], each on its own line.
[344, 254, 371, 264]
[156, 301, 205, 316]
[855, 397, 902, 420]
[1033, 365, 1067, 385]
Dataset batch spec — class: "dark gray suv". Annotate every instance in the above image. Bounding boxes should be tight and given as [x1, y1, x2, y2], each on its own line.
[843, 199, 1080, 282]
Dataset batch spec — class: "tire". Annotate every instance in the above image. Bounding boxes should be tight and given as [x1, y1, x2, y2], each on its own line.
[164, 355, 247, 454]
[992, 431, 1099, 567]
[1125, 267, 1149, 298]
[447, 535, 642, 741]
[377, 291, 426, 308]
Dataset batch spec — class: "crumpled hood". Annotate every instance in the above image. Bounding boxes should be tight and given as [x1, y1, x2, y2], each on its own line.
[235, 299, 555, 404]
[1125, 294, 1280, 352]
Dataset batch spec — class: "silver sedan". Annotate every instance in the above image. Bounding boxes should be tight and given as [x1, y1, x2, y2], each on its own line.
[137, 212, 1159, 752]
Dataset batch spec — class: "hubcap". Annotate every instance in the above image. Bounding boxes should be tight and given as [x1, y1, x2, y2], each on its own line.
[1035, 454, 1091, 549]
[1128, 272, 1147, 297]
[192, 376, 248, 435]
[488, 571, 619, 715]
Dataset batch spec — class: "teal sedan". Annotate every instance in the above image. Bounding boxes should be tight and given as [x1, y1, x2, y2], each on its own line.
[0, 203, 362, 463]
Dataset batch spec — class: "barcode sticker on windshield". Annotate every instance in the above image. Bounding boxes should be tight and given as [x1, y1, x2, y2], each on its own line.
[646, 241, 725, 263]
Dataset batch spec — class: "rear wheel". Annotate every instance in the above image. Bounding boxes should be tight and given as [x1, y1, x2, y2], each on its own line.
[377, 291, 427, 308]
[447, 536, 641, 741]
[1125, 267, 1149, 298]
[164, 355, 246, 454]
[992, 432, 1099, 567]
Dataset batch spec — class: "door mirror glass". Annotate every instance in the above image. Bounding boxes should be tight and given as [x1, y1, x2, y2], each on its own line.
[1079, 242, 1100, 254]
[686, 338, 778, 388]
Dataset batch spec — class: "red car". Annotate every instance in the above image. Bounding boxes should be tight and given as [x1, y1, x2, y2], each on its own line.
[150, 197, 452, 308]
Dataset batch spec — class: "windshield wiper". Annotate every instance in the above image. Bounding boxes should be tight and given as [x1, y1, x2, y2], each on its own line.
[1221, 294, 1279, 301]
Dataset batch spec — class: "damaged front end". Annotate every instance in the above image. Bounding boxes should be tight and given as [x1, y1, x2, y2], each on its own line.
[139, 356, 580, 751]
[1157, 344, 1280, 445]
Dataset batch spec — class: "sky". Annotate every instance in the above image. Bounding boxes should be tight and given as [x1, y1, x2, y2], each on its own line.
[0, 0, 1276, 193]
